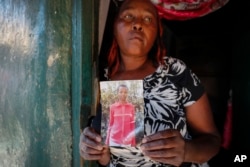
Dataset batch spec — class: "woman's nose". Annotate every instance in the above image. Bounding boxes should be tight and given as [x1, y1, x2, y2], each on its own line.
[132, 19, 143, 31]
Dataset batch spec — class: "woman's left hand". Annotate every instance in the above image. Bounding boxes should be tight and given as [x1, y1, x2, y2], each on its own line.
[140, 129, 186, 166]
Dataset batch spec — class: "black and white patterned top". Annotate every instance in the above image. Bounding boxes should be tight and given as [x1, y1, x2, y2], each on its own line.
[98, 57, 208, 167]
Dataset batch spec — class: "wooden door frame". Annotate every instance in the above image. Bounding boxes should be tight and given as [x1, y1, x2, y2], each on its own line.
[72, 0, 100, 166]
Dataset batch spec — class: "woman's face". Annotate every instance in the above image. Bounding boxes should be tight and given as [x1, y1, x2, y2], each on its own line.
[114, 0, 158, 58]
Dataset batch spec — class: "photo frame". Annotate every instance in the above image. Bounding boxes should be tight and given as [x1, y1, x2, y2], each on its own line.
[100, 80, 144, 147]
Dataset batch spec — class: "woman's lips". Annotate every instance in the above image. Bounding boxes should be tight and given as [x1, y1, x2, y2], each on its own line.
[129, 33, 144, 42]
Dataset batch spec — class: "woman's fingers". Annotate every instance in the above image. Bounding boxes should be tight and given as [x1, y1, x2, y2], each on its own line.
[141, 129, 183, 150]
[83, 127, 102, 143]
[140, 129, 185, 166]
[79, 127, 105, 160]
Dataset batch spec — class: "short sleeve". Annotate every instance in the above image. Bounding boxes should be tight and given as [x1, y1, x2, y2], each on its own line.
[166, 57, 205, 107]
[181, 68, 205, 106]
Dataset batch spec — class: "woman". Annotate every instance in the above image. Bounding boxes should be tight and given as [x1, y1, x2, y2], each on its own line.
[105, 84, 136, 147]
[79, 0, 221, 166]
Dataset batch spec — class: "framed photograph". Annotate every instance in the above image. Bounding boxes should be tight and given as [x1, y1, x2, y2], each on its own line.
[100, 80, 144, 147]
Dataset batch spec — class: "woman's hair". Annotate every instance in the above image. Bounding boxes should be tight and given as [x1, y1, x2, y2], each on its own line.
[107, 0, 166, 78]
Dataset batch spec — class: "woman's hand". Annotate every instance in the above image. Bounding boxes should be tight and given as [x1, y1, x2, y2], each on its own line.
[140, 129, 185, 167]
[79, 127, 110, 165]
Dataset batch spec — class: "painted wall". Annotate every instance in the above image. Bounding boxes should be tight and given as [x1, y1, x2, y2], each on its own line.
[0, 0, 73, 166]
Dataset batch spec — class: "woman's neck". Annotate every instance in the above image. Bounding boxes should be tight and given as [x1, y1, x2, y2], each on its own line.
[120, 56, 148, 72]
[111, 57, 156, 80]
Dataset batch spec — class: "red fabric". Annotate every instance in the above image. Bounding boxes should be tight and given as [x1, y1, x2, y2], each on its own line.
[151, 0, 230, 20]
[106, 102, 136, 146]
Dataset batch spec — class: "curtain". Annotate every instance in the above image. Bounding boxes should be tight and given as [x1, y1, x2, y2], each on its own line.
[152, 0, 229, 20]
[113, 0, 230, 20]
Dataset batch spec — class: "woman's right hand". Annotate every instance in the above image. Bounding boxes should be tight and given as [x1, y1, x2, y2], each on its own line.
[79, 127, 110, 165]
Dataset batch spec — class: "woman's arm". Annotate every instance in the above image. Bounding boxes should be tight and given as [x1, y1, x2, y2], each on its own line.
[184, 92, 221, 163]
[140, 93, 221, 166]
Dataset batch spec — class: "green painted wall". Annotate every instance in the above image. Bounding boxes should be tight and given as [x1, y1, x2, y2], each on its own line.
[0, 0, 100, 166]
[0, 0, 73, 166]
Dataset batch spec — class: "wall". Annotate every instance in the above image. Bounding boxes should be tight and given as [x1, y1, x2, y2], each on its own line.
[0, 0, 72, 166]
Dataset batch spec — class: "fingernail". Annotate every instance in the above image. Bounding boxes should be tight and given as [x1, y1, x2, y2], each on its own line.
[97, 145, 103, 150]
[140, 145, 145, 150]
[96, 136, 101, 142]
[142, 138, 146, 143]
